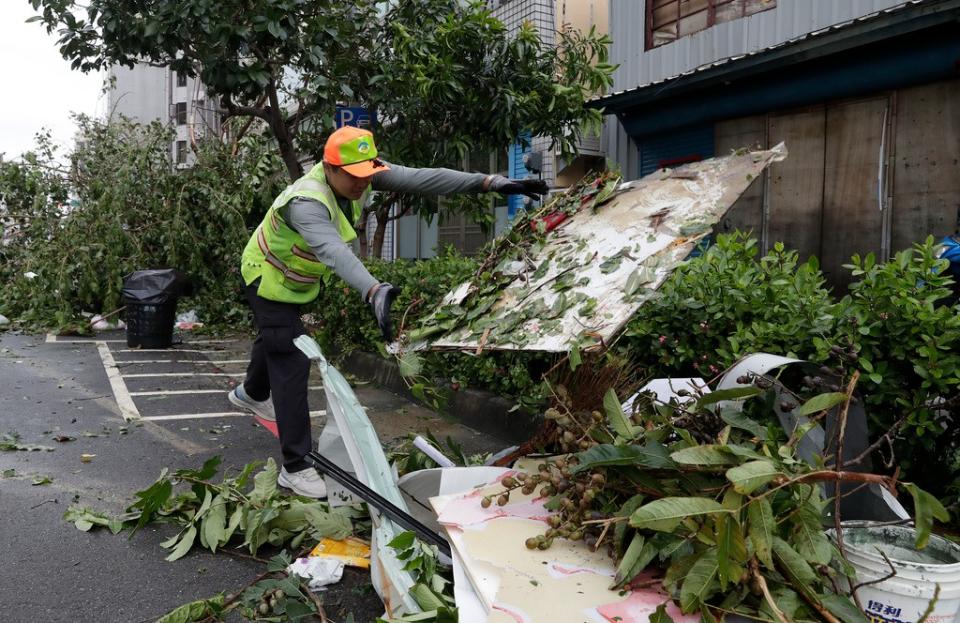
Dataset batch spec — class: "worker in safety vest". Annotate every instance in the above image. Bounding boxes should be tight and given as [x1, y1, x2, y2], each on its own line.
[228, 126, 547, 498]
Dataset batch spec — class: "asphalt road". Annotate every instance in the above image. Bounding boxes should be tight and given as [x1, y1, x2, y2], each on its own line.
[0, 330, 504, 622]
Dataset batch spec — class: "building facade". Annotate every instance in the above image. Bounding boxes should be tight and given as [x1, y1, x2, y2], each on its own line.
[594, 0, 960, 290]
[107, 64, 221, 167]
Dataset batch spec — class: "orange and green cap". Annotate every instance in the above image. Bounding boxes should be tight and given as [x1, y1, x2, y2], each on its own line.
[323, 126, 389, 177]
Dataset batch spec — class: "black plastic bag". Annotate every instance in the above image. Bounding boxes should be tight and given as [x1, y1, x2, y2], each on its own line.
[121, 269, 191, 304]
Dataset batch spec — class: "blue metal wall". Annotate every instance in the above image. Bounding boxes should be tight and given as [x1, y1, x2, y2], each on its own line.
[638, 124, 715, 178]
[506, 131, 532, 219]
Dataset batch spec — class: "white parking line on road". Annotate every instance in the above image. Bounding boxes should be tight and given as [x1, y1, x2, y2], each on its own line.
[122, 372, 246, 378]
[46, 333, 236, 345]
[144, 410, 326, 421]
[113, 359, 249, 365]
[129, 386, 324, 397]
[95, 341, 140, 421]
[112, 348, 246, 354]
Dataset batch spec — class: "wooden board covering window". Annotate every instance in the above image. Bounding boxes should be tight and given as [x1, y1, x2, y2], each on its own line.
[766, 108, 827, 264]
[820, 97, 889, 291]
[714, 116, 767, 239]
[891, 79, 960, 254]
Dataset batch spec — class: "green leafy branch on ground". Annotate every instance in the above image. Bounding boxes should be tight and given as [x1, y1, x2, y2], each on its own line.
[64, 456, 357, 560]
[483, 379, 950, 622]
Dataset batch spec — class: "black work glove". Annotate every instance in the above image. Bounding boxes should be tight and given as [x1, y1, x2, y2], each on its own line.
[368, 282, 401, 342]
[488, 176, 549, 200]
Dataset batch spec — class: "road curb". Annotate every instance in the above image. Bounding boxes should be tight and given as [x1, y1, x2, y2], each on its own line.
[337, 349, 542, 445]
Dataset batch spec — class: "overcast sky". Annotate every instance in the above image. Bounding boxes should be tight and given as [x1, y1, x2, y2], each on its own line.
[0, 3, 105, 160]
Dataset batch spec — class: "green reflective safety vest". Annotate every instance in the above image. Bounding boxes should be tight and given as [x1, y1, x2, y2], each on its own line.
[240, 163, 371, 304]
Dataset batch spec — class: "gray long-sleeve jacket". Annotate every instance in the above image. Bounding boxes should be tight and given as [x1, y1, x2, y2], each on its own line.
[281, 161, 489, 298]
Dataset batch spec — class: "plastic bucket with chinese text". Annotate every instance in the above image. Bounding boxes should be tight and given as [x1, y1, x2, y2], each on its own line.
[833, 524, 960, 623]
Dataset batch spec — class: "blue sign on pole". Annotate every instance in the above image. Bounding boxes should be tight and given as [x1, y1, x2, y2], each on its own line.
[335, 106, 375, 129]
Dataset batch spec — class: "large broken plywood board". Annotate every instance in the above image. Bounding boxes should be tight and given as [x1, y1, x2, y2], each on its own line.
[414, 145, 786, 353]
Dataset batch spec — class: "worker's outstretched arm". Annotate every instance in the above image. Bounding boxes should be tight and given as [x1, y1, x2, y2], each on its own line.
[371, 162, 548, 198]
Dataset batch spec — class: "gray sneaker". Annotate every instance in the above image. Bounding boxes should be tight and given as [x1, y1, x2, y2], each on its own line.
[228, 385, 276, 421]
[278, 466, 327, 498]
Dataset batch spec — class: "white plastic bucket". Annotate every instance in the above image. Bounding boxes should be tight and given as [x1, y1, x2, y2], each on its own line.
[835, 524, 960, 623]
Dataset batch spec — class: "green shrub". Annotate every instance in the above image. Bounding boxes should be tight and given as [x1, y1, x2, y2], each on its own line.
[0, 116, 284, 329]
[835, 238, 960, 492]
[620, 233, 838, 377]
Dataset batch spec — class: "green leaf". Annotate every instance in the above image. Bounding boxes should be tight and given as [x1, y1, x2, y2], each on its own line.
[670, 444, 739, 466]
[772, 536, 816, 584]
[165, 525, 198, 562]
[202, 494, 227, 553]
[411, 583, 445, 611]
[249, 458, 278, 504]
[388, 531, 416, 551]
[614, 495, 646, 552]
[726, 460, 782, 494]
[572, 443, 676, 472]
[568, 346, 581, 371]
[649, 603, 675, 623]
[398, 351, 422, 378]
[603, 388, 635, 439]
[696, 386, 761, 408]
[679, 549, 720, 613]
[719, 408, 768, 440]
[798, 392, 847, 416]
[746, 498, 775, 569]
[304, 506, 352, 540]
[791, 503, 832, 565]
[820, 594, 870, 623]
[905, 483, 950, 549]
[630, 497, 729, 532]
[716, 514, 746, 590]
[612, 533, 657, 588]
[155, 594, 224, 623]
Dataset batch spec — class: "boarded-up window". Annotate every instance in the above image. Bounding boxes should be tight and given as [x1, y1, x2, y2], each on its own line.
[647, 0, 776, 49]
[175, 102, 187, 125]
[437, 211, 489, 256]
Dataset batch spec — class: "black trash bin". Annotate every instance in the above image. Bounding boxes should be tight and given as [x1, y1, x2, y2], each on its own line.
[122, 269, 190, 348]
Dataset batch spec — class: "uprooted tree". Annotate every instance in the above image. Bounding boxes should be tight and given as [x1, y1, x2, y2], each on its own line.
[30, 0, 614, 257]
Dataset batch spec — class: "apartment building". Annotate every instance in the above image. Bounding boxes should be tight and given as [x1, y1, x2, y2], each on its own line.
[107, 64, 221, 167]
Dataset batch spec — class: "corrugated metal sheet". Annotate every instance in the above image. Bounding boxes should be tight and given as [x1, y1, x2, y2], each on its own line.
[609, 0, 912, 94]
[639, 124, 715, 177]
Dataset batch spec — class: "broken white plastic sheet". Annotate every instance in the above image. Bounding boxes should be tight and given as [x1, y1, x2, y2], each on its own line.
[409, 144, 787, 353]
[294, 335, 421, 617]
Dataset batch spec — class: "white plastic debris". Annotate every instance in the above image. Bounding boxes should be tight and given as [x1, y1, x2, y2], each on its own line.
[0, 314, 9, 326]
[287, 556, 344, 591]
[91, 314, 125, 331]
[23, 272, 38, 280]
[175, 309, 203, 330]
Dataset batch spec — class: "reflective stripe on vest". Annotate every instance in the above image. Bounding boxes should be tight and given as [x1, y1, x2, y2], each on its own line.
[256, 227, 319, 284]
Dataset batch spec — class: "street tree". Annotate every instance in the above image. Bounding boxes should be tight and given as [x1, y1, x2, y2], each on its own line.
[30, 0, 613, 256]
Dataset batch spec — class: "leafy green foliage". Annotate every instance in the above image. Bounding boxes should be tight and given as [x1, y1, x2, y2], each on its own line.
[30, 0, 614, 257]
[0, 117, 283, 330]
[380, 531, 457, 623]
[486, 383, 949, 621]
[64, 456, 356, 559]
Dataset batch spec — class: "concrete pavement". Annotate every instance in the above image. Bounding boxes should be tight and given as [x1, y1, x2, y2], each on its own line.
[0, 330, 507, 622]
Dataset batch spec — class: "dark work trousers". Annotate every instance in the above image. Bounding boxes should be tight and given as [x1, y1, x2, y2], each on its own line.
[242, 281, 313, 472]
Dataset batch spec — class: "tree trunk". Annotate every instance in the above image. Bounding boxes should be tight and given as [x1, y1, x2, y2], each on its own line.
[265, 81, 303, 181]
[371, 206, 390, 259]
[357, 205, 373, 258]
